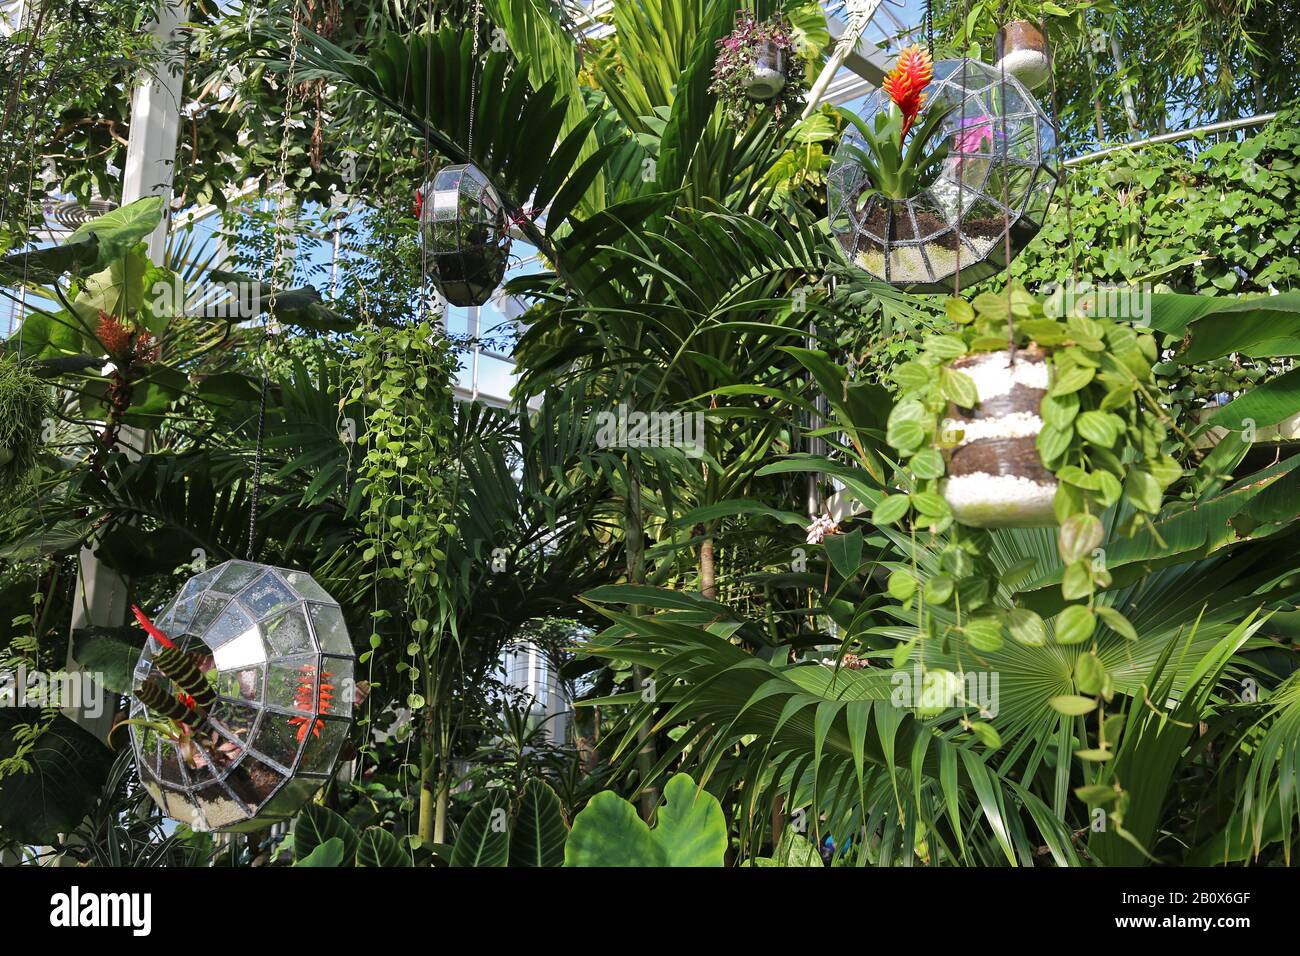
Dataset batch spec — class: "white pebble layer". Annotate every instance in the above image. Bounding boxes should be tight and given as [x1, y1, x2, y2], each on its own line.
[942, 473, 1058, 527]
[943, 411, 1044, 446]
[956, 351, 1049, 402]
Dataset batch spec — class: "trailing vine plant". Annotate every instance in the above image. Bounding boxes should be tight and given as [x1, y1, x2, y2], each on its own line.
[347, 320, 459, 845]
[874, 287, 1181, 654]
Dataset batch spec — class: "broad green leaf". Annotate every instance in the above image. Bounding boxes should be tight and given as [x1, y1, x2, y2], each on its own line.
[565, 791, 667, 866]
[450, 794, 510, 867]
[651, 772, 727, 867]
[509, 778, 568, 867]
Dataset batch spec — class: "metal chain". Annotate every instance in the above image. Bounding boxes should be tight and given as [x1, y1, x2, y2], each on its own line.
[1044, 18, 1077, 285]
[952, 0, 972, 297]
[994, 0, 1017, 363]
[248, 2, 304, 559]
[468, 0, 482, 160]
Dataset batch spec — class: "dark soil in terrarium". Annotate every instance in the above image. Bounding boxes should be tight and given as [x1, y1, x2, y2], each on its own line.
[852, 183, 1008, 250]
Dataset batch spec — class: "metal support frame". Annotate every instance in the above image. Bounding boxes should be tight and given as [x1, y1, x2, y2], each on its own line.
[1065, 112, 1280, 167]
[64, 2, 190, 741]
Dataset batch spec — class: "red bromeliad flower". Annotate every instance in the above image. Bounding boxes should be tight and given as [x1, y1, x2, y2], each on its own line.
[882, 44, 934, 142]
[413, 188, 424, 219]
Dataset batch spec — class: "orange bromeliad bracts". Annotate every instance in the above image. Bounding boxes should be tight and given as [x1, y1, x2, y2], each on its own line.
[288, 663, 335, 743]
[881, 44, 935, 141]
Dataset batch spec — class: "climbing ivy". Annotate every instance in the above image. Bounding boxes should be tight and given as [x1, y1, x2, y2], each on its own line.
[1014, 104, 1300, 295]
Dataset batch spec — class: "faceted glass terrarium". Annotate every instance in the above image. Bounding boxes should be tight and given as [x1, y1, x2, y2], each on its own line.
[419, 163, 512, 307]
[828, 59, 1059, 292]
[130, 560, 355, 833]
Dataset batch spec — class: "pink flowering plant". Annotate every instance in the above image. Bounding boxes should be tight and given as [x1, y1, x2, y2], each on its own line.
[709, 12, 804, 124]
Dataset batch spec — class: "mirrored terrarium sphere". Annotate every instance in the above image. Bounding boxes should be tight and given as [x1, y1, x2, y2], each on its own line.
[130, 560, 355, 833]
[419, 163, 512, 307]
[828, 59, 1059, 292]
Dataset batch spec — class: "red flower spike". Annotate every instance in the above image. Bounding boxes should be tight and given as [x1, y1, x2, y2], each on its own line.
[288, 663, 335, 743]
[97, 311, 132, 357]
[132, 604, 177, 649]
[882, 45, 934, 142]
[413, 189, 424, 219]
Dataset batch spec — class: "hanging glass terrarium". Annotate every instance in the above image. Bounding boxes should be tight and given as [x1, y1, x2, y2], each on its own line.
[129, 560, 355, 833]
[418, 163, 512, 308]
[828, 58, 1059, 292]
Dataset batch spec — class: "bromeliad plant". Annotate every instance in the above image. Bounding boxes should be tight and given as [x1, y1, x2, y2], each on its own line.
[709, 12, 805, 124]
[874, 287, 1182, 649]
[838, 45, 957, 200]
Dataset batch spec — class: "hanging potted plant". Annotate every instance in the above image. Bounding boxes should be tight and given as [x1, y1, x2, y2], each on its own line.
[0, 351, 51, 490]
[828, 51, 1059, 290]
[995, 19, 1050, 90]
[710, 12, 804, 123]
[878, 287, 1180, 554]
[868, 288, 1178, 652]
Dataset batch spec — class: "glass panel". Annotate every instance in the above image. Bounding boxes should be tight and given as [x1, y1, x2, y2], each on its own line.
[211, 624, 266, 670]
[299, 717, 350, 776]
[250, 709, 306, 771]
[213, 560, 264, 594]
[239, 572, 298, 621]
[214, 664, 263, 703]
[280, 569, 335, 604]
[308, 603, 353, 655]
[320, 656, 353, 719]
[208, 697, 259, 744]
[265, 656, 319, 713]
[188, 593, 228, 637]
[159, 744, 188, 786]
[263, 605, 314, 657]
[160, 790, 204, 830]
[205, 602, 254, 648]
[223, 755, 287, 811]
[193, 783, 250, 830]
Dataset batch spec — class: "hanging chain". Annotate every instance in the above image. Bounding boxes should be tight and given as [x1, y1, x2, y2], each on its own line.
[952, 0, 971, 298]
[468, 0, 482, 160]
[1044, 18, 1077, 285]
[923, 0, 934, 57]
[247, 2, 304, 559]
[995, 0, 1016, 362]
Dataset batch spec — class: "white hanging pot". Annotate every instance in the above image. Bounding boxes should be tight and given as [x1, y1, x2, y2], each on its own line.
[940, 346, 1059, 528]
[995, 20, 1051, 90]
[744, 40, 787, 101]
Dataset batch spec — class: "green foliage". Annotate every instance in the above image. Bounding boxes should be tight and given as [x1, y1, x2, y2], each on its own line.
[878, 288, 1174, 650]
[837, 98, 957, 200]
[0, 709, 114, 845]
[565, 772, 727, 866]
[0, 355, 50, 498]
[1017, 109, 1300, 295]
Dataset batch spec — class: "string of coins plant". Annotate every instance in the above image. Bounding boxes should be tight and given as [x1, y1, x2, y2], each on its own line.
[347, 320, 460, 844]
[873, 288, 1182, 653]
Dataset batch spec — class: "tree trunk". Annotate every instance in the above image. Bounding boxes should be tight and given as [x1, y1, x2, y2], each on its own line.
[699, 533, 716, 599]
